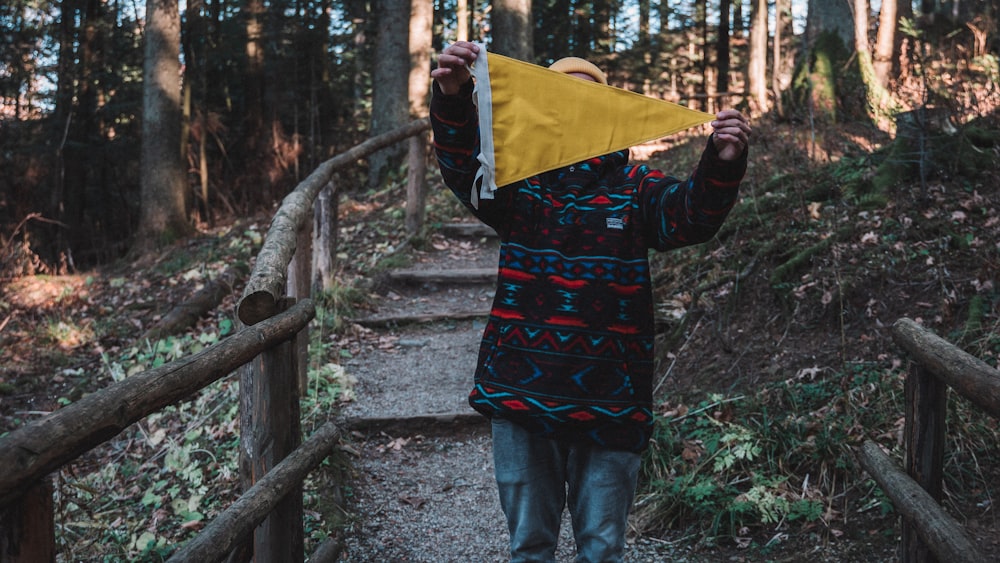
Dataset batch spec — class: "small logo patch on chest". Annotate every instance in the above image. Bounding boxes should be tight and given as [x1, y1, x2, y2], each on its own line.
[606, 216, 625, 230]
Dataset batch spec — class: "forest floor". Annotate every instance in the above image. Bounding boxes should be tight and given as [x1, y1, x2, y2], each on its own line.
[1, 116, 999, 561]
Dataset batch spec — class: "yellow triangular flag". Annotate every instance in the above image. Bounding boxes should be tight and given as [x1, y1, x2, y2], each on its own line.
[469, 45, 714, 206]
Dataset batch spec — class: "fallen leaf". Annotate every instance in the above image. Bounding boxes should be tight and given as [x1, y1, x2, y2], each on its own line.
[399, 495, 427, 509]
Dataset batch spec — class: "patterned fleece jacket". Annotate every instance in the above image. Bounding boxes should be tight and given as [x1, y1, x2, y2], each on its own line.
[430, 80, 746, 452]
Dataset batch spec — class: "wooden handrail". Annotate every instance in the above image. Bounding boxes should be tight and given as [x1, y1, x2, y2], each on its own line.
[238, 118, 430, 326]
[0, 299, 315, 508]
[859, 441, 988, 563]
[860, 318, 998, 563]
[891, 318, 1000, 419]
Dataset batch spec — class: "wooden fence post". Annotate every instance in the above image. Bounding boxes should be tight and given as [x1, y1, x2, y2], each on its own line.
[902, 363, 948, 563]
[288, 219, 312, 393]
[405, 132, 427, 235]
[234, 297, 303, 563]
[0, 477, 54, 563]
[312, 181, 338, 294]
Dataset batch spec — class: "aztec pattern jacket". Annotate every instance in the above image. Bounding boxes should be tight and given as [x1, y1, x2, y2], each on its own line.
[430, 80, 746, 452]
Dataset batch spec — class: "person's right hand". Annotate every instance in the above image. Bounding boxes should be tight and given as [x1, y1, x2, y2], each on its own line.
[432, 41, 480, 95]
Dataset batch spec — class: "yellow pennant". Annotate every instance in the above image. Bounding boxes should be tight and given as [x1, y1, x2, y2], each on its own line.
[469, 45, 714, 206]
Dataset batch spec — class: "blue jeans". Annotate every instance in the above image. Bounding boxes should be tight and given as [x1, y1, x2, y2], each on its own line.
[491, 418, 642, 563]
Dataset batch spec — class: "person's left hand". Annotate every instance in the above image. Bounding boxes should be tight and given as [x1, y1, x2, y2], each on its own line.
[711, 110, 751, 161]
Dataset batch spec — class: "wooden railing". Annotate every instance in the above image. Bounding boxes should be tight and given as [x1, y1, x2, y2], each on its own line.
[0, 119, 431, 563]
[860, 318, 999, 563]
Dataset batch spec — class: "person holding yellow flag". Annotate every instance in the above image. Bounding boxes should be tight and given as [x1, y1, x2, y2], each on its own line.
[431, 40, 750, 563]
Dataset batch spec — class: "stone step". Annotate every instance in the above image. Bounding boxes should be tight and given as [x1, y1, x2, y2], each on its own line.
[439, 222, 497, 239]
[355, 309, 489, 328]
[387, 267, 496, 285]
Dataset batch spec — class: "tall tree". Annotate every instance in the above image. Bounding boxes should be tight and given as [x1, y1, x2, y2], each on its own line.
[873, 0, 898, 85]
[655, 0, 677, 97]
[534, 0, 573, 63]
[57, 0, 106, 257]
[136, 0, 191, 252]
[807, 0, 855, 48]
[732, 0, 744, 38]
[748, 0, 769, 113]
[772, 0, 794, 113]
[368, 0, 410, 187]
[236, 0, 277, 207]
[854, 0, 899, 127]
[637, 0, 653, 92]
[696, 0, 709, 109]
[591, 0, 615, 55]
[492, 0, 533, 60]
[406, 0, 432, 234]
[457, 0, 470, 41]
[183, 0, 212, 225]
[717, 0, 731, 98]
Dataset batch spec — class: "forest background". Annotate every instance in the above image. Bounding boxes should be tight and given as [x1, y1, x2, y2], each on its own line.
[0, 0, 996, 267]
[1, 0, 1000, 560]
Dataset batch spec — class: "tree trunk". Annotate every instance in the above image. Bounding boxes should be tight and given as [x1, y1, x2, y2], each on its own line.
[592, 0, 614, 55]
[184, 0, 212, 226]
[368, 0, 410, 188]
[638, 0, 652, 93]
[854, 0, 899, 128]
[697, 0, 709, 111]
[49, 0, 78, 257]
[406, 0, 432, 235]
[716, 0, 731, 98]
[56, 0, 105, 261]
[807, 0, 855, 49]
[854, 0, 870, 55]
[491, 0, 533, 60]
[656, 1, 675, 97]
[873, 0, 898, 86]
[748, 0, 769, 114]
[732, 0, 744, 38]
[457, 0, 470, 41]
[772, 0, 794, 103]
[136, 0, 191, 253]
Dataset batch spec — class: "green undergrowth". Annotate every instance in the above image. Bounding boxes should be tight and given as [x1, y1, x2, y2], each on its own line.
[634, 362, 1000, 551]
[641, 115, 1000, 554]
[53, 298, 356, 561]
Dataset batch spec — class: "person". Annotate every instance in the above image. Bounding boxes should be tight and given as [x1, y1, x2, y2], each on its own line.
[430, 41, 750, 563]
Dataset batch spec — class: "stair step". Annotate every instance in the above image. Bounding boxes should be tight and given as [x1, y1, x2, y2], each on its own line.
[388, 267, 496, 285]
[440, 222, 497, 238]
[355, 309, 489, 327]
[345, 412, 487, 433]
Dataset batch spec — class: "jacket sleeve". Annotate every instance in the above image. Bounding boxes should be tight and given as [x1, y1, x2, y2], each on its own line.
[430, 79, 512, 230]
[637, 135, 746, 251]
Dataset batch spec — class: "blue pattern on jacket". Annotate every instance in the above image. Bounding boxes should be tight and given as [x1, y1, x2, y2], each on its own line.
[430, 79, 746, 452]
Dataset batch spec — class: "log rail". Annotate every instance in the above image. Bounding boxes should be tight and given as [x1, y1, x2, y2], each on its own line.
[858, 318, 998, 563]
